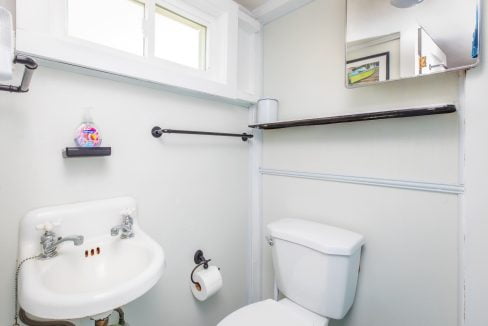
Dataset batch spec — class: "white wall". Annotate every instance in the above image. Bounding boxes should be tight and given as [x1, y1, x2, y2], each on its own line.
[0, 66, 250, 325]
[261, 1, 462, 326]
[463, 1, 488, 324]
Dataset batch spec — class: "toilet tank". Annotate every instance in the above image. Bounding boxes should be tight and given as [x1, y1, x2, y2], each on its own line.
[267, 219, 365, 320]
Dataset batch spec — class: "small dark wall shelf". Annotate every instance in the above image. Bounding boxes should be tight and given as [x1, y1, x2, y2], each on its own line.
[248, 104, 456, 130]
[63, 147, 112, 158]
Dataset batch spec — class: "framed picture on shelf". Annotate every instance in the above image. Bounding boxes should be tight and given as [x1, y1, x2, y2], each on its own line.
[346, 52, 390, 86]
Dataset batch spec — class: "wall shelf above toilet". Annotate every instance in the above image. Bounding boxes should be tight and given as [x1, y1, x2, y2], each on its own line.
[249, 104, 456, 130]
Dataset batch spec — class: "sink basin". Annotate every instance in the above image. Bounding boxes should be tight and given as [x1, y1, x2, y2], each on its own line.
[18, 197, 165, 320]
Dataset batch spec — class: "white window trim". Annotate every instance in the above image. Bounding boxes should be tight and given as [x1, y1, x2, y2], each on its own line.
[151, 0, 214, 73]
[237, 9, 262, 103]
[15, 0, 255, 102]
[153, 3, 208, 70]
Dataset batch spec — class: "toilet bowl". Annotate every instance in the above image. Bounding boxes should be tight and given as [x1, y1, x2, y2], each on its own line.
[218, 299, 328, 326]
[217, 218, 365, 326]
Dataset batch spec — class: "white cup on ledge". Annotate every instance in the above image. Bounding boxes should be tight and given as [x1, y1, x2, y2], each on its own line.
[256, 98, 279, 124]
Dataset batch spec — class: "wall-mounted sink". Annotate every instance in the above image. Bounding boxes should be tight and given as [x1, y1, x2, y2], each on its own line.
[18, 197, 165, 320]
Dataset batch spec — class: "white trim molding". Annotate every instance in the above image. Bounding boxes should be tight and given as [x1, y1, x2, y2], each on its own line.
[252, 0, 315, 25]
[457, 72, 467, 326]
[261, 168, 465, 194]
[248, 105, 264, 304]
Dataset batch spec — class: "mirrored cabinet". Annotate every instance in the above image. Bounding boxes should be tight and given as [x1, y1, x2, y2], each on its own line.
[346, 0, 480, 87]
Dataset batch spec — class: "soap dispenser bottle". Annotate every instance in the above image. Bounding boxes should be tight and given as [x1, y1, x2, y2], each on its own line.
[74, 109, 102, 147]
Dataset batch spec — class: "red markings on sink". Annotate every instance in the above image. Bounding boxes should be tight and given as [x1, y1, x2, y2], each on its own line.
[84, 247, 102, 258]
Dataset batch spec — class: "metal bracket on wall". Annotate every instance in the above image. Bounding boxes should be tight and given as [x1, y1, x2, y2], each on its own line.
[0, 55, 38, 93]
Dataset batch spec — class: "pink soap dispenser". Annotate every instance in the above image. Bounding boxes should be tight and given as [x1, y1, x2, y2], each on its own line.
[74, 109, 102, 147]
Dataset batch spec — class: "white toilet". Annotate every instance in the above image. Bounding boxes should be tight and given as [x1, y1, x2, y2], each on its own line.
[218, 218, 365, 326]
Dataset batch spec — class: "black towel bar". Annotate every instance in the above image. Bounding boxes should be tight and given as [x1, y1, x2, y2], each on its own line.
[151, 126, 253, 141]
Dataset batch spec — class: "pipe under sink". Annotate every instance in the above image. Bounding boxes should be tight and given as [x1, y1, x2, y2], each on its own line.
[19, 308, 128, 326]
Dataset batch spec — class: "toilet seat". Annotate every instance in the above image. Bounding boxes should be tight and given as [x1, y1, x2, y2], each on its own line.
[217, 299, 329, 326]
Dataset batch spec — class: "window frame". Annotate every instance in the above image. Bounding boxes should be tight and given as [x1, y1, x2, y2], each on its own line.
[65, 0, 211, 72]
[16, 0, 243, 100]
[66, 0, 147, 57]
[153, 1, 208, 70]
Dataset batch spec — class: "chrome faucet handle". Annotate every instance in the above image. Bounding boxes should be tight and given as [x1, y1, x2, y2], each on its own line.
[37, 221, 61, 250]
[123, 215, 134, 226]
[121, 208, 135, 218]
[111, 210, 135, 239]
[36, 221, 61, 233]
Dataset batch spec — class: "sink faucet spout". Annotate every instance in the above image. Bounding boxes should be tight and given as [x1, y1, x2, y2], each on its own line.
[54, 235, 85, 247]
[40, 232, 85, 259]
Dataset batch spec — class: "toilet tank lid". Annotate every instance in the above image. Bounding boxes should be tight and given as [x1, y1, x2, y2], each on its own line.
[267, 219, 365, 256]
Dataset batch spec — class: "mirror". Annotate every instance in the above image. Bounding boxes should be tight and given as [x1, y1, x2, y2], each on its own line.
[345, 0, 480, 87]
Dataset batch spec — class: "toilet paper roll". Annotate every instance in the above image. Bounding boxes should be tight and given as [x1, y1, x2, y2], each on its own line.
[190, 266, 223, 301]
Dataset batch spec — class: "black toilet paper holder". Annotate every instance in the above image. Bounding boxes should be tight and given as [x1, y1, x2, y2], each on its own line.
[191, 250, 212, 286]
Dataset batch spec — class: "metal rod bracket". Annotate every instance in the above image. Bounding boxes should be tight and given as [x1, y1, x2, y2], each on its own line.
[0, 55, 38, 93]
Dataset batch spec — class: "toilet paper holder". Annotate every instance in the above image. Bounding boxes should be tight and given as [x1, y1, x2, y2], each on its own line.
[194, 250, 211, 268]
[191, 250, 212, 286]
[190, 250, 223, 300]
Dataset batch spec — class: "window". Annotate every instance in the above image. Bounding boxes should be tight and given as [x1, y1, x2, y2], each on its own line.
[154, 5, 207, 70]
[16, 0, 254, 101]
[67, 0, 207, 70]
[68, 0, 145, 56]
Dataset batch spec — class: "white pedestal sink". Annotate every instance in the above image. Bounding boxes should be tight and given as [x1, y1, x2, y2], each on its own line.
[18, 197, 165, 320]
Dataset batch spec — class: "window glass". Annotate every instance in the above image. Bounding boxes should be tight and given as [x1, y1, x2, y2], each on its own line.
[154, 5, 207, 70]
[68, 0, 145, 56]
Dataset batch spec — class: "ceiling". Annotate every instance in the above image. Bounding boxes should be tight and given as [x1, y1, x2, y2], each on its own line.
[234, 0, 268, 11]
